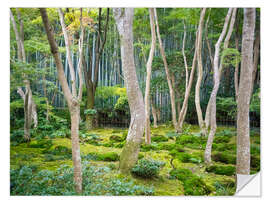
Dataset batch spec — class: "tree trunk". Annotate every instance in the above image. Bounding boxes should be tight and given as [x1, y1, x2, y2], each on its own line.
[250, 29, 260, 96]
[113, 8, 146, 174]
[144, 8, 156, 144]
[154, 8, 178, 132]
[195, 8, 207, 137]
[151, 99, 158, 128]
[70, 105, 83, 192]
[236, 8, 256, 175]
[204, 8, 233, 164]
[85, 87, 95, 130]
[10, 9, 38, 139]
[40, 8, 83, 193]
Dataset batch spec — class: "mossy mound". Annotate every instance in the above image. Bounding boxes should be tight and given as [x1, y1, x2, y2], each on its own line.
[83, 152, 120, 162]
[176, 134, 206, 145]
[170, 168, 212, 195]
[109, 134, 124, 142]
[169, 151, 202, 164]
[206, 164, 235, 176]
[29, 139, 53, 149]
[151, 135, 169, 142]
[213, 136, 231, 144]
[212, 152, 236, 164]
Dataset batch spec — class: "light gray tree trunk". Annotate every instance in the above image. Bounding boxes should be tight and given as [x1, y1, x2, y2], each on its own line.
[236, 8, 256, 175]
[195, 8, 207, 137]
[10, 9, 38, 141]
[204, 8, 233, 164]
[40, 8, 84, 193]
[144, 8, 156, 144]
[113, 8, 146, 174]
[154, 8, 178, 132]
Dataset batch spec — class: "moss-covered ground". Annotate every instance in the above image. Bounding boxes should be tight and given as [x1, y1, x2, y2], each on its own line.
[10, 124, 260, 196]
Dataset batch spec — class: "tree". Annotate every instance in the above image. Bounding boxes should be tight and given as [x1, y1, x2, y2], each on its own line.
[10, 8, 38, 142]
[236, 8, 256, 175]
[144, 8, 156, 144]
[40, 8, 84, 193]
[194, 8, 207, 136]
[84, 8, 109, 130]
[113, 8, 146, 174]
[204, 8, 237, 164]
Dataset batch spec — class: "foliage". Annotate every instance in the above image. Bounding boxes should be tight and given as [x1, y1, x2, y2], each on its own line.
[151, 134, 169, 142]
[83, 152, 119, 162]
[221, 48, 241, 67]
[212, 152, 236, 164]
[10, 162, 154, 195]
[84, 109, 97, 116]
[131, 159, 165, 178]
[206, 165, 235, 176]
[169, 168, 211, 195]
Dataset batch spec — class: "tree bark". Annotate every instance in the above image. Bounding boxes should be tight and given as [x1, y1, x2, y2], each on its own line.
[236, 8, 256, 175]
[151, 99, 158, 128]
[204, 8, 233, 164]
[195, 8, 207, 137]
[250, 29, 260, 96]
[144, 8, 156, 144]
[10, 9, 38, 140]
[40, 8, 83, 193]
[154, 8, 178, 132]
[113, 8, 146, 174]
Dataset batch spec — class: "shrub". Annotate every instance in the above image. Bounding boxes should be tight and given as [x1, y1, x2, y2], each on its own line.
[131, 159, 165, 178]
[10, 129, 25, 143]
[169, 168, 211, 195]
[214, 181, 236, 196]
[205, 165, 235, 176]
[157, 143, 176, 151]
[212, 152, 236, 164]
[151, 135, 169, 142]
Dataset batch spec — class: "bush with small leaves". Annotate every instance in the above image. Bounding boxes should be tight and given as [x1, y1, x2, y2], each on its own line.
[132, 159, 165, 178]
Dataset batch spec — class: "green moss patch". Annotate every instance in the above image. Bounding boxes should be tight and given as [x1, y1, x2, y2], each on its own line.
[205, 164, 235, 176]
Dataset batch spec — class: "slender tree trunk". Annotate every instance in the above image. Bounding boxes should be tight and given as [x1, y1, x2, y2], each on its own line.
[195, 8, 207, 137]
[113, 8, 146, 174]
[10, 9, 38, 140]
[40, 8, 83, 193]
[236, 8, 256, 175]
[250, 29, 260, 95]
[204, 8, 233, 164]
[151, 99, 158, 128]
[154, 8, 178, 132]
[144, 8, 156, 144]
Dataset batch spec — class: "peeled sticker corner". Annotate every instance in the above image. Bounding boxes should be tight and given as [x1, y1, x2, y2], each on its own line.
[234, 172, 261, 196]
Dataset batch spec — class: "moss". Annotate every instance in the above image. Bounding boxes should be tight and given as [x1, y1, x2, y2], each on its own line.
[170, 168, 211, 195]
[109, 134, 123, 142]
[206, 165, 236, 176]
[213, 136, 231, 144]
[29, 139, 53, 149]
[212, 152, 236, 164]
[151, 135, 169, 142]
[119, 140, 141, 174]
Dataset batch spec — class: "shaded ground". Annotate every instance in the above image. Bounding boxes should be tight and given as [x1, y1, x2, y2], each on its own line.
[10, 124, 260, 196]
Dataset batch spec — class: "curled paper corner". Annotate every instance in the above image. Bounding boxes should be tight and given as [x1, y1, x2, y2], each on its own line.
[235, 172, 261, 196]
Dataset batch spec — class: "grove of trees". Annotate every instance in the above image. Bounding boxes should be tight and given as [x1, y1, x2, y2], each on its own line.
[10, 7, 260, 195]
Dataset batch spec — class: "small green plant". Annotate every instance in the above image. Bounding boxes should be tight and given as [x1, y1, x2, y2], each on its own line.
[109, 134, 123, 142]
[132, 159, 165, 178]
[29, 139, 53, 149]
[84, 109, 97, 115]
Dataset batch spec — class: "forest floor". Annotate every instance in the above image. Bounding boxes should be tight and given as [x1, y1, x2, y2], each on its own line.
[10, 124, 260, 196]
